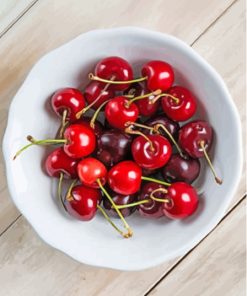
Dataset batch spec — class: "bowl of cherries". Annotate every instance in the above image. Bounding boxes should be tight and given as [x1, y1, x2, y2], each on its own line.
[3, 27, 242, 270]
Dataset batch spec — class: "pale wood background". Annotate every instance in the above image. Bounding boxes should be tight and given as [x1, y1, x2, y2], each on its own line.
[0, 0, 246, 295]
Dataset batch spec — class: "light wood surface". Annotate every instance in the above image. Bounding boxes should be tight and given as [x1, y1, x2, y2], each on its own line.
[0, 0, 245, 295]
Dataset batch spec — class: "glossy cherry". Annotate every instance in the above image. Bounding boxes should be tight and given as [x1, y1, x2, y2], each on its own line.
[108, 161, 142, 195]
[97, 129, 132, 167]
[77, 157, 107, 188]
[142, 60, 174, 92]
[84, 81, 115, 110]
[45, 147, 78, 179]
[162, 182, 198, 219]
[75, 116, 103, 138]
[103, 189, 137, 218]
[51, 88, 86, 122]
[161, 86, 197, 121]
[94, 56, 133, 91]
[138, 182, 166, 218]
[105, 96, 139, 129]
[131, 134, 172, 169]
[124, 82, 159, 116]
[162, 153, 200, 184]
[64, 185, 101, 221]
[63, 124, 96, 158]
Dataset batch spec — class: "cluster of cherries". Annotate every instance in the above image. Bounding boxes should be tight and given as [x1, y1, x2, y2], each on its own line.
[14, 56, 222, 238]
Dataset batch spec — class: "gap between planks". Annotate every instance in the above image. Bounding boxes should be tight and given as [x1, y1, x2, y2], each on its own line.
[144, 194, 247, 295]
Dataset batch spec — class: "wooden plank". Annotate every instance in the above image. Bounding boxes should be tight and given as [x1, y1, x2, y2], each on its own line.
[0, 0, 236, 238]
[147, 198, 246, 296]
[0, 0, 37, 36]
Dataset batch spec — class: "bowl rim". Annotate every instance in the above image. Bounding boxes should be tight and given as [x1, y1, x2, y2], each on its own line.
[2, 26, 243, 271]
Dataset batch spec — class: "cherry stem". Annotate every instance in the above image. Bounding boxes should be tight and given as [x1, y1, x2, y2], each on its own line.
[88, 73, 147, 85]
[58, 172, 67, 211]
[65, 179, 78, 201]
[125, 89, 162, 107]
[150, 188, 169, 203]
[90, 100, 110, 129]
[13, 136, 67, 160]
[141, 176, 170, 187]
[125, 126, 155, 152]
[97, 179, 133, 238]
[151, 93, 180, 104]
[199, 141, 223, 185]
[154, 124, 184, 157]
[115, 199, 150, 209]
[76, 76, 116, 119]
[58, 109, 68, 139]
[97, 205, 126, 237]
[125, 121, 154, 131]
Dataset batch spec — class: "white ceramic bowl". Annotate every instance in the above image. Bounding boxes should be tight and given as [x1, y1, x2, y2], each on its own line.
[3, 27, 242, 271]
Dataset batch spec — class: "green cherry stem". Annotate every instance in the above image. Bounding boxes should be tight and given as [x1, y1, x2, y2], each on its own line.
[65, 179, 78, 201]
[58, 109, 68, 139]
[115, 199, 150, 209]
[150, 188, 169, 203]
[97, 179, 133, 238]
[125, 89, 162, 107]
[88, 73, 147, 85]
[90, 100, 110, 129]
[58, 172, 67, 211]
[13, 136, 67, 160]
[151, 93, 180, 104]
[125, 126, 155, 152]
[141, 176, 170, 187]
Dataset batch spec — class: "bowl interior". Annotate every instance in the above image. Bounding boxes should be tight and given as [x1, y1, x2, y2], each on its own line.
[3, 28, 242, 270]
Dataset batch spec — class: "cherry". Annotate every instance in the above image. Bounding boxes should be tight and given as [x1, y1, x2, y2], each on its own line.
[124, 83, 159, 117]
[138, 182, 166, 218]
[131, 134, 172, 169]
[161, 86, 197, 121]
[51, 88, 86, 122]
[75, 116, 103, 138]
[97, 129, 132, 167]
[162, 153, 200, 184]
[162, 182, 198, 219]
[91, 56, 133, 91]
[178, 120, 222, 184]
[45, 147, 78, 179]
[142, 60, 174, 92]
[142, 167, 158, 177]
[105, 96, 139, 129]
[77, 157, 107, 188]
[64, 185, 101, 221]
[103, 189, 137, 218]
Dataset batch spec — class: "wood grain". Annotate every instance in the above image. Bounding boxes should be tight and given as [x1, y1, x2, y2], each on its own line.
[148, 198, 246, 296]
[0, 0, 236, 238]
[0, 0, 37, 37]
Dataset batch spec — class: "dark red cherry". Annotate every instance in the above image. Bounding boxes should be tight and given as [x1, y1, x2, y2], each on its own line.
[63, 124, 96, 158]
[75, 116, 103, 138]
[161, 86, 197, 121]
[77, 157, 107, 188]
[131, 134, 172, 169]
[45, 147, 78, 179]
[124, 82, 159, 116]
[108, 161, 142, 195]
[97, 129, 132, 167]
[162, 153, 200, 184]
[162, 182, 198, 219]
[105, 96, 139, 129]
[179, 120, 213, 158]
[64, 185, 101, 221]
[138, 182, 166, 218]
[142, 167, 158, 177]
[84, 81, 115, 110]
[142, 60, 174, 92]
[103, 189, 137, 218]
[95, 56, 133, 91]
[51, 88, 86, 122]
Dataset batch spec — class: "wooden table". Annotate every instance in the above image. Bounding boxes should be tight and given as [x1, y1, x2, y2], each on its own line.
[0, 1, 246, 295]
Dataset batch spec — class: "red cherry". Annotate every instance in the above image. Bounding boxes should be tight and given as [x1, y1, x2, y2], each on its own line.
[178, 120, 213, 158]
[75, 116, 103, 138]
[108, 161, 142, 195]
[45, 147, 78, 179]
[84, 81, 114, 110]
[142, 60, 174, 92]
[51, 88, 86, 122]
[131, 134, 172, 169]
[138, 182, 165, 218]
[64, 185, 101, 221]
[77, 157, 107, 188]
[95, 56, 133, 91]
[105, 96, 139, 129]
[161, 86, 197, 121]
[63, 124, 96, 159]
[162, 182, 198, 219]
